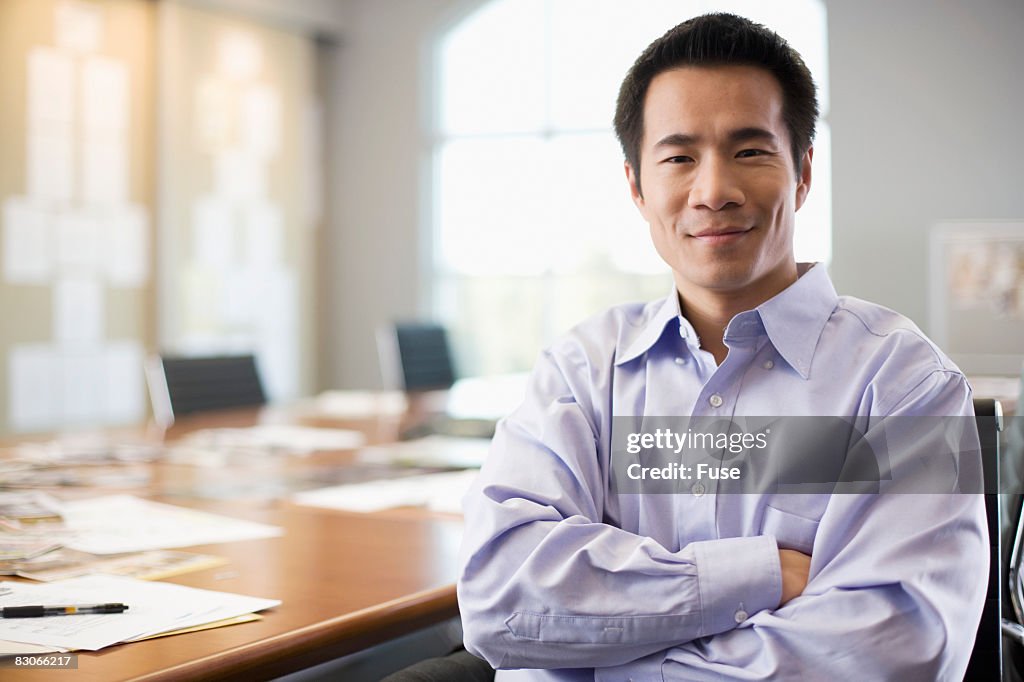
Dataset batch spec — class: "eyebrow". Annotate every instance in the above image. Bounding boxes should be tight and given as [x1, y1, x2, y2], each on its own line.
[653, 127, 780, 148]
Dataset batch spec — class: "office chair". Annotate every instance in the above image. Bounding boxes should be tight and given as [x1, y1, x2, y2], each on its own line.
[379, 322, 457, 392]
[380, 645, 494, 682]
[378, 322, 495, 439]
[966, 397, 1004, 680]
[145, 354, 266, 427]
[1002, 370, 1024, 681]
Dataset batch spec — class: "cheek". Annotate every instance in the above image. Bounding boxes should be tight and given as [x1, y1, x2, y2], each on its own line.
[645, 191, 687, 229]
[648, 224, 680, 264]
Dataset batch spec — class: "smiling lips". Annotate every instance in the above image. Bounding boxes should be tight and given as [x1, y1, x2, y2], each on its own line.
[689, 227, 753, 245]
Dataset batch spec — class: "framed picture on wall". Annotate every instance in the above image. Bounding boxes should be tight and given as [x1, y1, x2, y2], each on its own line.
[929, 221, 1024, 376]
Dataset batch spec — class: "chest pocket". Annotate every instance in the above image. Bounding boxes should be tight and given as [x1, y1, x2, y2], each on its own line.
[761, 505, 820, 554]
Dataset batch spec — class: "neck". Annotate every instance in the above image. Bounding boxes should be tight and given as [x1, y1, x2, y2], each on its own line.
[676, 264, 802, 365]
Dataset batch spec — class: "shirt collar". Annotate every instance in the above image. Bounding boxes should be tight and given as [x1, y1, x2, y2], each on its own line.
[756, 263, 838, 379]
[614, 263, 838, 379]
[615, 287, 682, 366]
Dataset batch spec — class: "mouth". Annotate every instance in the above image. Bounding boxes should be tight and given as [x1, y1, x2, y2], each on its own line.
[689, 227, 753, 245]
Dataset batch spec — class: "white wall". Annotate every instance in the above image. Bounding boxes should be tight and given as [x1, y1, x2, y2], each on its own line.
[323, 0, 1024, 388]
[324, 0, 477, 388]
[826, 0, 1024, 327]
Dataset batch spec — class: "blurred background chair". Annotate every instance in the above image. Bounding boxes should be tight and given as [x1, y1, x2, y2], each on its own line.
[377, 322, 495, 439]
[145, 354, 266, 427]
[379, 322, 458, 392]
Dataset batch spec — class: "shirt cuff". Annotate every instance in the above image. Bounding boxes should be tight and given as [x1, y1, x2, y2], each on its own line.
[692, 534, 781, 637]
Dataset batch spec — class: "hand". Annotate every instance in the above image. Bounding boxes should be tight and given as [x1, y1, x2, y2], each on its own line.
[778, 549, 811, 605]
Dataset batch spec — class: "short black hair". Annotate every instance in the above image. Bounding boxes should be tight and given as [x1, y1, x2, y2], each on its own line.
[613, 13, 818, 195]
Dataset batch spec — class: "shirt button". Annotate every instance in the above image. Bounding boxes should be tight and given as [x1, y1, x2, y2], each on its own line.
[691, 482, 705, 497]
[763, 360, 774, 370]
[709, 394, 723, 408]
[674, 357, 685, 365]
[734, 609, 749, 623]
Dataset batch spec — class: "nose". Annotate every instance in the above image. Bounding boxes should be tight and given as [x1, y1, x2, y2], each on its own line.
[687, 157, 744, 211]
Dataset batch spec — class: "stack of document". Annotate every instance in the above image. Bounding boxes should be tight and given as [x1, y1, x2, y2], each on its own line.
[56, 495, 282, 554]
[172, 425, 366, 459]
[0, 574, 279, 654]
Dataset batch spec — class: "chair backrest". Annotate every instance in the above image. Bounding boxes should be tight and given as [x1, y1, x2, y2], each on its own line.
[381, 323, 457, 391]
[966, 397, 1004, 680]
[1004, 371, 1024, 680]
[146, 354, 266, 426]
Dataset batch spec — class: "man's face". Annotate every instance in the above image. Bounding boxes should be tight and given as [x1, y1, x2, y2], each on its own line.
[626, 65, 812, 302]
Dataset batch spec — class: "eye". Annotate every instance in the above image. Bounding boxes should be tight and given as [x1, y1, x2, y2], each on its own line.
[736, 149, 768, 158]
[664, 155, 694, 164]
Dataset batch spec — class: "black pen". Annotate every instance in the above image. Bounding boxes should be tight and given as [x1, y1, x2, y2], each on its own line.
[0, 603, 129, 618]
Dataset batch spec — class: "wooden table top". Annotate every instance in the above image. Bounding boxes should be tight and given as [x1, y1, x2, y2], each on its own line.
[2, 402, 468, 681]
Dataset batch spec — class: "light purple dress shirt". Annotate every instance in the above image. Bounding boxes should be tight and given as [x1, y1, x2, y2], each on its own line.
[457, 264, 988, 681]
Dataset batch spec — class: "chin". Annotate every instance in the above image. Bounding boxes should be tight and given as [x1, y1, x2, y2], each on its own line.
[683, 266, 757, 292]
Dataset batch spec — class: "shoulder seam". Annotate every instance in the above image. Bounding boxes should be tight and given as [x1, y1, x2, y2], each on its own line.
[880, 368, 966, 415]
[834, 305, 947, 368]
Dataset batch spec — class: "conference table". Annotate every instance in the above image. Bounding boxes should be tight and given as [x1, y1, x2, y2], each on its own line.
[3, 397, 469, 681]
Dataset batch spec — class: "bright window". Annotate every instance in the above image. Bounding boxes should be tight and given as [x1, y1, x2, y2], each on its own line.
[433, 0, 831, 376]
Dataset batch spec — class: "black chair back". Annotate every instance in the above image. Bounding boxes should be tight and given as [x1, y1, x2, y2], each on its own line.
[393, 323, 457, 391]
[148, 354, 266, 425]
[966, 397, 1003, 680]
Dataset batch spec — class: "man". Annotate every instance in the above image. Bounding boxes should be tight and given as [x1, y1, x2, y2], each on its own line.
[458, 13, 987, 681]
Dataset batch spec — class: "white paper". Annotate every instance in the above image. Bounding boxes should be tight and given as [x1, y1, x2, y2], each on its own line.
[240, 84, 280, 158]
[182, 425, 366, 454]
[55, 1, 103, 54]
[55, 210, 99, 272]
[59, 350, 105, 423]
[2, 197, 52, 283]
[221, 268, 258, 324]
[213, 150, 266, 202]
[194, 75, 233, 149]
[0, 640, 65, 655]
[8, 344, 59, 432]
[103, 341, 145, 423]
[27, 131, 74, 203]
[53, 277, 104, 346]
[0, 574, 279, 651]
[28, 47, 74, 125]
[81, 56, 128, 133]
[293, 470, 479, 514]
[81, 138, 128, 206]
[105, 204, 149, 286]
[217, 30, 263, 81]
[193, 196, 235, 268]
[304, 390, 408, 418]
[242, 201, 283, 270]
[59, 495, 282, 554]
[181, 265, 220, 330]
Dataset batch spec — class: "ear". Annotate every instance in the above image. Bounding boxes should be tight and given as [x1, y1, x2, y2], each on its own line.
[625, 161, 646, 215]
[794, 147, 813, 211]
